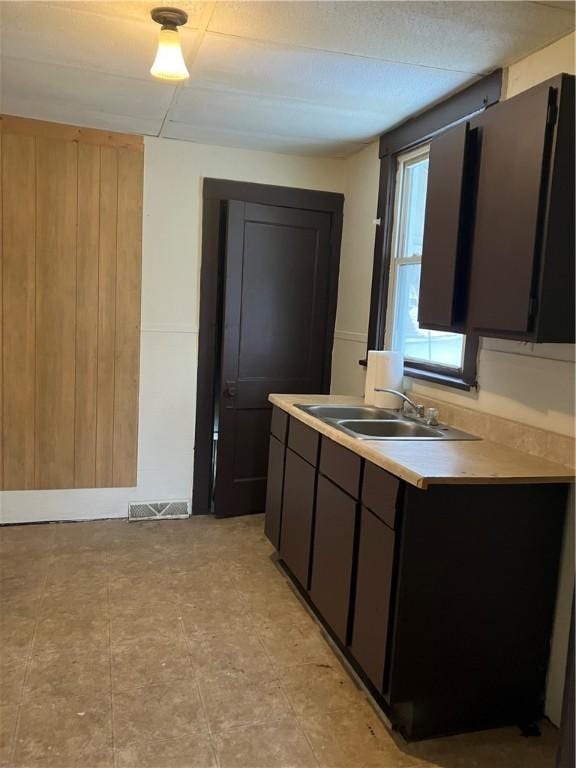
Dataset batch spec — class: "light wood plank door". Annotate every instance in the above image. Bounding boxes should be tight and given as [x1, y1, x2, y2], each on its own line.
[35, 136, 78, 489]
[96, 146, 119, 487]
[113, 149, 143, 487]
[75, 143, 101, 488]
[2, 134, 36, 489]
[0, 115, 144, 491]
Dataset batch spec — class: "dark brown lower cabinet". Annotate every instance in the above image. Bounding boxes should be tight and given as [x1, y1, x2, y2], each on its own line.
[310, 475, 358, 644]
[386, 482, 567, 739]
[350, 506, 395, 692]
[265, 418, 569, 742]
[264, 434, 285, 549]
[279, 448, 316, 589]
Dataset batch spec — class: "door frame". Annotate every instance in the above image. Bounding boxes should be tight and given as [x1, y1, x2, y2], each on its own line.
[193, 178, 344, 516]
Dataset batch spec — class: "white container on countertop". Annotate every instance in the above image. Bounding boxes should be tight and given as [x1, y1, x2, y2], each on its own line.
[364, 350, 404, 409]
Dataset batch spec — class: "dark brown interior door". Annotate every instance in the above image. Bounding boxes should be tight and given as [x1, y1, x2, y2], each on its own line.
[214, 200, 333, 518]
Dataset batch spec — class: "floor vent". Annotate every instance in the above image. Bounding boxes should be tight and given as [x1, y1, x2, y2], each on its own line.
[128, 501, 190, 521]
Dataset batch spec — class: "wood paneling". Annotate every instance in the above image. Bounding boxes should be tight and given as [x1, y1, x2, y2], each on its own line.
[113, 149, 143, 487]
[35, 137, 78, 489]
[2, 134, 36, 489]
[96, 146, 118, 487]
[0, 117, 143, 491]
[75, 143, 101, 488]
[0, 115, 143, 150]
[0, 135, 2, 489]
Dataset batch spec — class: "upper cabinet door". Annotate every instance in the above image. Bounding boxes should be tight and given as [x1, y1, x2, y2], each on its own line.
[467, 75, 574, 341]
[418, 122, 476, 333]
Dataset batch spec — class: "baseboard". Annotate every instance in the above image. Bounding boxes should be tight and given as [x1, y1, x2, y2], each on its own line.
[0, 506, 128, 526]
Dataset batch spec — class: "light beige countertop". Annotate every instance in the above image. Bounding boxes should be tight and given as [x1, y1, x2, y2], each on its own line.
[269, 394, 575, 490]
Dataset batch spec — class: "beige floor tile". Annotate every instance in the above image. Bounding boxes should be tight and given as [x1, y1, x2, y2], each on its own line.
[256, 619, 334, 668]
[0, 596, 43, 624]
[185, 627, 275, 679]
[115, 733, 217, 768]
[32, 615, 109, 656]
[109, 611, 184, 645]
[213, 718, 318, 768]
[0, 616, 36, 669]
[180, 593, 255, 637]
[0, 658, 27, 706]
[0, 516, 560, 768]
[13, 691, 113, 767]
[402, 721, 560, 768]
[111, 634, 195, 692]
[47, 552, 109, 584]
[24, 649, 110, 700]
[0, 703, 18, 764]
[108, 578, 180, 609]
[198, 669, 293, 732]
[301, 704, 418, 768]
[113, 681, 208, 748]
[38, 589, 109, 619]
[244, 594, 314, 626]
[0, 528, 55, 558]
[279, 660, 364, 716]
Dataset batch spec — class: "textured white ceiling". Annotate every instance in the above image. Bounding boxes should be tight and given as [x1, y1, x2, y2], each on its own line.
[1, 1, 574, 157]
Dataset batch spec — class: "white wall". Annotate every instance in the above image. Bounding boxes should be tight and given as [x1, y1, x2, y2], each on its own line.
[332, 140, 381, 397]
[330, 32, 575, 726]
[0, 139, 345, 524]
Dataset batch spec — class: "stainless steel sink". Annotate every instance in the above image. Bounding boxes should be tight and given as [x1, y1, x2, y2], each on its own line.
[296, 404, 399, 421]
[295, 403, 479, 441]
[339, 420, 444, 439]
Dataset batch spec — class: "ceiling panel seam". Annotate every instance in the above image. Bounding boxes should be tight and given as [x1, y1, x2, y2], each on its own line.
[166, 119, 376, 146]
[202, 30, 486, 76]
[158, 2, 217, 137]
[175, 82, 456, 118]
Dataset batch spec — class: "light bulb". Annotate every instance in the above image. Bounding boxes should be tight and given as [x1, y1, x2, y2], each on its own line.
[150, 27, 189, 82]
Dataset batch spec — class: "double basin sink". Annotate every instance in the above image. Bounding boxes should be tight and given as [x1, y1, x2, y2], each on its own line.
[295, 404, 479, 441]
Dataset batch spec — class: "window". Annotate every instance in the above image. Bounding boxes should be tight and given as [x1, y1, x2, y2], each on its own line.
[364, 72, 501, 391]
[384, 145, 467, 373]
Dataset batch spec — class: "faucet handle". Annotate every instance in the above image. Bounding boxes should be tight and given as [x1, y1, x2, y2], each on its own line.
[425, 407, 439, 426]
[402, 401, 425, 418]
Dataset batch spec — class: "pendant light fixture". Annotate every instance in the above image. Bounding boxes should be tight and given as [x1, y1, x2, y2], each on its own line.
[150, 7, 189, 82]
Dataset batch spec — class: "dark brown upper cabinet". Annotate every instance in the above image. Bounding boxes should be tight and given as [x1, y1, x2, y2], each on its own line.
[418, 73, 574, 343]
[418, 121, 478, 333]
[468, 74, 574, 342]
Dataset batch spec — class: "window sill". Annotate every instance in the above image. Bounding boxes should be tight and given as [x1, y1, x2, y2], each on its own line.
[358, 358, 475, 391]
[404, 365, 476, 391]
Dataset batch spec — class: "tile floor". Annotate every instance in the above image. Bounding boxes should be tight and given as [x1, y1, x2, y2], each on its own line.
[0, 514, 559, 768]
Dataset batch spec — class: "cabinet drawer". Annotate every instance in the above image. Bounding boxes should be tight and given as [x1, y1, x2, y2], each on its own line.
[319, 438, 361, 499]
[288, 418, 319, 466]
[310, 475, 358, 644]
[279, 448, 317, 589]
[362, 463, 401, 529]
[271, 407, 288, 443]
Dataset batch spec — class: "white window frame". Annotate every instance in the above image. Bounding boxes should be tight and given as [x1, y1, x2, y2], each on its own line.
[384, 143, 466, 371]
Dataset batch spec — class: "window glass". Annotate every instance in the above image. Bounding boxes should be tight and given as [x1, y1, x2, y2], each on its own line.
[388, 147, 465, 371]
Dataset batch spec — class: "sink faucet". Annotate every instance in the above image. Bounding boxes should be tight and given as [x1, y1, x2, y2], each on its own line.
[374, 388, 425, 418]
[374, 389, 440, 426]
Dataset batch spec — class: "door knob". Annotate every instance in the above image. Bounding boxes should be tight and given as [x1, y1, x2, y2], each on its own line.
[223, 381, 237, 399]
